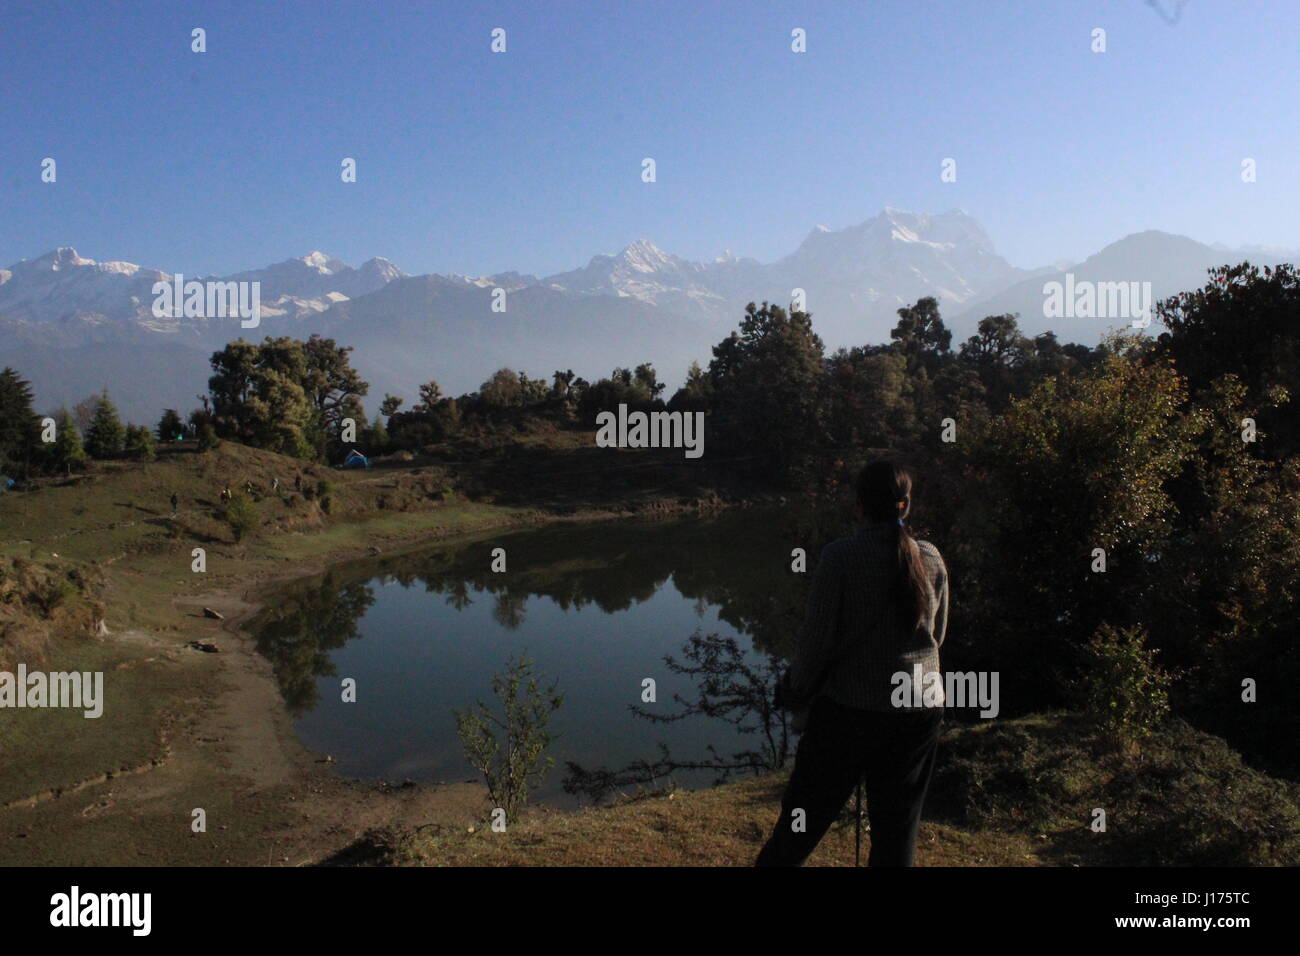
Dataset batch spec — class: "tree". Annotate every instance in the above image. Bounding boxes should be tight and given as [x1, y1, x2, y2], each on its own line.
[0, 367, 40, 478]
[707, 302, 826, 475]
[301, 334, 368, 443]
[366, 414, 389, 453]
[124, 424, 156, 461]
[51, 409, 87, 475]
[960, 314, 1027, 366]
[85, 390, 126, 459]
[71, 394, 100, 438]
[890, 296, 952, 370]
[415, 381, 443, 414]
[955, 343, 1196, 711]
[206, 337, 345, 459]
[197, 422, 220, 452]
[156, 408, 185, 443]
[668, 361, 712, 412]
[633, 363, 666, 400]
[1154, 262, 1300, 457]
[479, 368, 523, 410]
[958, 314, 1031, 411]
[550, 369, 575, 400]
[823, 347, 916, 451]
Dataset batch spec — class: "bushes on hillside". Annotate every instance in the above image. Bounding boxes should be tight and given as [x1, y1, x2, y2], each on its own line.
[124, 424, 156, 461]
[1076, 623, 1173, 746]
[225, 493, 258, 542]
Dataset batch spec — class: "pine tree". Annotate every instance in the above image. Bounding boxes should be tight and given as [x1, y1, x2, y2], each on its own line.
[368, 413, 389, 452]
[125, 424, 156, 461]
[85, 390, 126, 459]
[156, 408, 185, 443]
[52, 409, 87, 475]
[0, 367, 39, 478]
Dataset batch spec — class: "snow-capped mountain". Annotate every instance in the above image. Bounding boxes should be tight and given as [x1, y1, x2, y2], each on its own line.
[1, 209, 1281, 424]
[957, 230, 1291, 343]
[0, 249, 410, 329]
[542, 239, 732, 316]
[226, 251, 407, 303]
[0, 209, 1030, 354]
[753, 208, 1029, 341]
[0, 247, 171, 324]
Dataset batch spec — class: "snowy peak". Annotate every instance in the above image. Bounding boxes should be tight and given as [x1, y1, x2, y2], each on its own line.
[227, 252, 407, 304]
[298, 251, 348, 274]
[0, 248, 408, 326]
[794, 208, 996, 258]
[538, 238, 725, 313]
[616, 239, 676, 273]
[15, 247, 150, 277]
[0, 208, 1025, 346]
[32, 247, 95, 270]
[359, 257, 404, 284]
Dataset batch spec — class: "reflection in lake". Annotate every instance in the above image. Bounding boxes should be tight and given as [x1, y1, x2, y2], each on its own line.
[248, 509, 840, 803]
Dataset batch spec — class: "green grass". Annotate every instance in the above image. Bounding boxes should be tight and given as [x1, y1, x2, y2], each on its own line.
[0, 636, 202, 806]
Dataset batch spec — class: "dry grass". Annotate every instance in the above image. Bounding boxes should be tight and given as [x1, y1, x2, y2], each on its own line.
[383, 772, 1044, 867]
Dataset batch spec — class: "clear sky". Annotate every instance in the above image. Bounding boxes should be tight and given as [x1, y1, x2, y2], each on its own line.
[2, 0, 1296, 277]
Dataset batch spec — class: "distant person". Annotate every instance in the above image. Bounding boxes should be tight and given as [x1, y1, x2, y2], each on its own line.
[756, 460, 949, 867]
[272, 477, 280, 493]
[170, 492, 178, 514]
[294, 474, 302, 492]
[220, 486, 230, 504]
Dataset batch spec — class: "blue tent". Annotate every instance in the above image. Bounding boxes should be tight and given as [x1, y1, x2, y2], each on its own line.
[343, 449, 370, 469]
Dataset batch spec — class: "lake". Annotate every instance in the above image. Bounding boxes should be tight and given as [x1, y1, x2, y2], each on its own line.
[247, 509, 840, 804]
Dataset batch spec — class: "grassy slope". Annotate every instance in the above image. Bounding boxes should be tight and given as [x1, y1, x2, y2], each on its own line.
[343, 711, 1298, 868]
[0, 441, 538, 864]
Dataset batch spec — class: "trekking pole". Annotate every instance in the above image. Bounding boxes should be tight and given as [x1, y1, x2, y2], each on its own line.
[854, 776, 863, 867]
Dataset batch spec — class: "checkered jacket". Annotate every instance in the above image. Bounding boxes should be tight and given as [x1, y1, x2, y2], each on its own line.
[787, 524, 949, 712]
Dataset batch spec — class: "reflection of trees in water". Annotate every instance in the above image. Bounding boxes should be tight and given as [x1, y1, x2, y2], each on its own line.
[250, 509, 852, 771]
[374, 508, 840, 660]
[492, 591, 528, 630]
[249, 575, 376, 714]
[563, 631, 792, 804]
[444, 580, 473, 611]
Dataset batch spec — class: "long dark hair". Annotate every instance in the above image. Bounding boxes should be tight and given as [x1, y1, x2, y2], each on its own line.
[856, 460, 932, 628]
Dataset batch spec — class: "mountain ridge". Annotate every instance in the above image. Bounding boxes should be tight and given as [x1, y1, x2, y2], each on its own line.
[3, 210, 1287, 424]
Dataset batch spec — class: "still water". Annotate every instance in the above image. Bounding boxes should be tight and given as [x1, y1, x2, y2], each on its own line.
[248, 510, 839, 804]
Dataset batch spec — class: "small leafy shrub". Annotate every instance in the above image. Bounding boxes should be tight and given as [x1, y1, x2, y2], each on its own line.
[454, 654, 563, 825]
[1078, 623, 1172, 746]
[225, 493, 258, 542]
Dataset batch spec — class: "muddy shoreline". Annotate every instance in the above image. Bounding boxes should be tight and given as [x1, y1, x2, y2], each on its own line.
[0, 489, 737, 865]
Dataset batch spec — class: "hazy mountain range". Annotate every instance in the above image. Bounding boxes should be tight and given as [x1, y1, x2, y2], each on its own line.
[1, 208, 1287, 424]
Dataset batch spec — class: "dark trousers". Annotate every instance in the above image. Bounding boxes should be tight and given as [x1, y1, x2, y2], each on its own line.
[755, 696, 943, 867]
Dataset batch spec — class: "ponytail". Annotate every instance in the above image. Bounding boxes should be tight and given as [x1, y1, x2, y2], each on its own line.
[857, 460, 933, 628]
[893, 520, 932, 628]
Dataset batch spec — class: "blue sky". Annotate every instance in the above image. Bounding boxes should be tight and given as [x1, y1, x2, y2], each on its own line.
[2, 0, 1296, 277]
